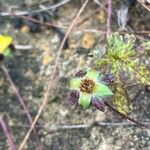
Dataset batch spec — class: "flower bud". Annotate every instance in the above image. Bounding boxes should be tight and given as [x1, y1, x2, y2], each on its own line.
[67, 90, 79, 106]
[91, 97, 105, 112]
[102, 73, 114, 85]
[75, 70, 87, 78]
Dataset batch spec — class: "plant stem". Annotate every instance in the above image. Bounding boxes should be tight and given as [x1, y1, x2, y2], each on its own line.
[1, 64, 42, 150]
[0, 116, 17, 150]
[104, 102, 149, 128]
[18, 0, 90, 149]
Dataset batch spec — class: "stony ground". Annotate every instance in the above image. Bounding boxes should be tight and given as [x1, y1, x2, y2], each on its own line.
[0, 0, 150, 150]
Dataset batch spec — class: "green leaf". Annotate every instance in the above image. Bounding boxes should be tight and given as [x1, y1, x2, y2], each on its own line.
[3, 48, 13, 57]
[113, 85, 131, 114]
[93, 83, 113, 97]
[78, 92, 91, 109]
[96, 58, 110, 67]
[113, 94, 131, 114]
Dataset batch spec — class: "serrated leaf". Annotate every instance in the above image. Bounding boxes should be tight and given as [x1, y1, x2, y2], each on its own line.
[113, 86, 131, 114]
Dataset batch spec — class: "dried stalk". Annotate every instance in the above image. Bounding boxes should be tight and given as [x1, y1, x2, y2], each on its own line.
[104, 102, 149, 128]
[1, 64, 43, 150]
[18, 0, 90, 149]
[0, 116, 17, 150]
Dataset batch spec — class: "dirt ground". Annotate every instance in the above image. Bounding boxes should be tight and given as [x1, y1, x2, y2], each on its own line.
[0, 0, 150, 149]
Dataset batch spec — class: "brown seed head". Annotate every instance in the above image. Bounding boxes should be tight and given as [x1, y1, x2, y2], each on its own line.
[80, 78, 95, 94]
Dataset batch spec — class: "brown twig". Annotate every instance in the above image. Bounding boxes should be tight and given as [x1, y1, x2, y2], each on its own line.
[104, 102, 149, 128]
[3, 11, 149, 36]
[16, 15, 66, 29]
[7, 121, 150, 131]
[137, 0, 150, 11]
[0, 116, 17, 150]
[18, 0, 90, 149]
[1, 64, 43, 150]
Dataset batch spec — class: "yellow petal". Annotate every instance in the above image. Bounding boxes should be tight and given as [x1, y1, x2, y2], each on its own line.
[0, 35, 12, 53]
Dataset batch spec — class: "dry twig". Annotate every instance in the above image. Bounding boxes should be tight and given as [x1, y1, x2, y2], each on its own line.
[0, 116, 17, 150]
[8, 121, 150, 132]
[137, 0, 150, 11]
[104, 102, 149, 128]
[1, 65, 42, 150]
[18, 0, 90, 149]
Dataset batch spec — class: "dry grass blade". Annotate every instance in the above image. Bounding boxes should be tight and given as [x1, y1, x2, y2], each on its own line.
[0, 0, 72, 16]
[104, 102, 149, 128]
[0, 116, 17, 150]
[137, 0, 150, 11]
[18, 0, 90, 149]
[1, 64, 42, 150]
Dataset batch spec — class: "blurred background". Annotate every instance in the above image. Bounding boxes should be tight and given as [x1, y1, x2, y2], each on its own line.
[0, 0, 150, 149]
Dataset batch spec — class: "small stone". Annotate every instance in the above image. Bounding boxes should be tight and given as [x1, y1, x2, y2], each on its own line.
[20, 25, 30, 33]
[42, 55, 53, 65]
[81, 33, 96, 49]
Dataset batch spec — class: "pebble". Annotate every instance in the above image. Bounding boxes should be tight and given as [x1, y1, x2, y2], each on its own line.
[81, 33, 96, 49]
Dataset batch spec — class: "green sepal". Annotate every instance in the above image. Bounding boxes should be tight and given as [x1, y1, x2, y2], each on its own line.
[93, 83, 113, 97]
[3, 48, 13, 57]
[78, 92, 91, 109]
[85, 69, 101, 81]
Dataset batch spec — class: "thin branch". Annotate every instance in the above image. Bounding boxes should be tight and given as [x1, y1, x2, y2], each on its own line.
[1, 64, 43, 150]
[3, 11, 148, 35]
[0, 0, 72, 16]
[16, 15, 66, 29]
[18, 0, 90, 149]
[15, 45, 32, 50]
[137, 0, 150, 11]
[8, 121, 150, 131]
[104, 102, 149, 128]
[0, 116, 17, 150]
